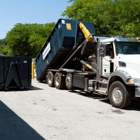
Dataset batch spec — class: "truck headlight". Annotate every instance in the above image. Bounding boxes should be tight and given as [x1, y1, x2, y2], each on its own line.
[127, 78, 140, 84]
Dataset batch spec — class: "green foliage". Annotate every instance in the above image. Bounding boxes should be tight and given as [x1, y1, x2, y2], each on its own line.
[0, 39, 11, 55]
[6, 23, 55, 57]
[0, 39, 6, 46]
[62, 0, 140, 37]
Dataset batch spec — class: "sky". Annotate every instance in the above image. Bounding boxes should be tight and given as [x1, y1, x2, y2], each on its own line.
[0, 0, 70, 39]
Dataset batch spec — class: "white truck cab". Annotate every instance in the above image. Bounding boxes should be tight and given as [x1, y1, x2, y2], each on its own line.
[97, 37, 140, 108]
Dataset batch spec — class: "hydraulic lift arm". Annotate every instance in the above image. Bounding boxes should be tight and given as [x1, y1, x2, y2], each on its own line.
[78, 21, 94, 59]
[76, 57, 97, 73]
[78, 21, 93, 42]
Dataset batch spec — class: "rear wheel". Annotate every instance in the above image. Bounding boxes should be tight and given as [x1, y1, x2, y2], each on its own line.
[65, 73, 73, 90]
[54, 72, 65, 89]
[46, 75, 48, 84]
[47, 71, 54, 87]
[109, 81, 132, 109]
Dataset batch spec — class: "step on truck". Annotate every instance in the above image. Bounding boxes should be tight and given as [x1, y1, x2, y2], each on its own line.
[35, 18, 140, 109]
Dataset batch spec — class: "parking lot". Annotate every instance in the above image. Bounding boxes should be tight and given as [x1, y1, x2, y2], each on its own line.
[0, 79, 140, 140]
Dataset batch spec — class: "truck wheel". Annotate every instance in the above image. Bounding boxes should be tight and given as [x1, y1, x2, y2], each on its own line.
[47, 71, 54, 87]
[65, 73, 73, 90]
[54, 72, 65, 89]
[109, 81, 132, 109]
[46, 75, 48, 84]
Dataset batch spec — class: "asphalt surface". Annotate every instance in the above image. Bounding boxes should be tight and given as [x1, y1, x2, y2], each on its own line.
[0, 79, 140, 140]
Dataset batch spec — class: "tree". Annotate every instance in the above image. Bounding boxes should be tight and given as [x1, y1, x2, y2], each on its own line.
[0, 39, 11, 55]
[6, 23, 55, 57]
[62, 0, 140, 37]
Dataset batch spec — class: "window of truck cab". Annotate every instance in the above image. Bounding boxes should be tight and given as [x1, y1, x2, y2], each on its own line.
[115, 42, 140, 55]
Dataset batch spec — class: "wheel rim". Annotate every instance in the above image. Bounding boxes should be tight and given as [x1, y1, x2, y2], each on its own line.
[55, 74, 60, 87]
[112, 87, 123, 104]
[66, 76, 71, 88]
[48, 74, 53, 84]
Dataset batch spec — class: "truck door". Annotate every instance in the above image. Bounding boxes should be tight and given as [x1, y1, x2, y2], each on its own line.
[102, 43, 114, 77]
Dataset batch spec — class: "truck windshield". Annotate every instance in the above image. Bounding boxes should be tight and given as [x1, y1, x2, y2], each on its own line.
[116, 42, 140, 55]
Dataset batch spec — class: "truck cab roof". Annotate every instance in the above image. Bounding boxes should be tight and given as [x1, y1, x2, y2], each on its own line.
[94, 35, 139, 43]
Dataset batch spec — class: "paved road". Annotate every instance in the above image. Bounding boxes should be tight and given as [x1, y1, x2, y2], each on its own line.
[0, 79, 140, 140]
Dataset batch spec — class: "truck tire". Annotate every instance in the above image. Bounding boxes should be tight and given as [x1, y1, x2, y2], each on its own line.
[65, 73, 73, 90]
[109, 81, 132, 109]
[54, 72, 65, 89]
[47, 71, 54, 87]
[46, 75, 48, 84]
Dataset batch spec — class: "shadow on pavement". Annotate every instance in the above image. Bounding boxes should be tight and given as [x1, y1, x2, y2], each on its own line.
[26, 85, 43, 91]
[69, 90, 140, 111]
[0, 101, 45, 140]
[69, 90, 107, 99]
[0, 86, 43, 92]
[126, 99, 140, 111]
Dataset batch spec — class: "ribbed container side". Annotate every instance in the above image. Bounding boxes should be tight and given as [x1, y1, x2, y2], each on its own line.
[35, 18, 95, 81]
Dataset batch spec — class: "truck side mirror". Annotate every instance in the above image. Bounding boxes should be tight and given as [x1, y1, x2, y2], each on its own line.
[100, 44, 106, 57]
